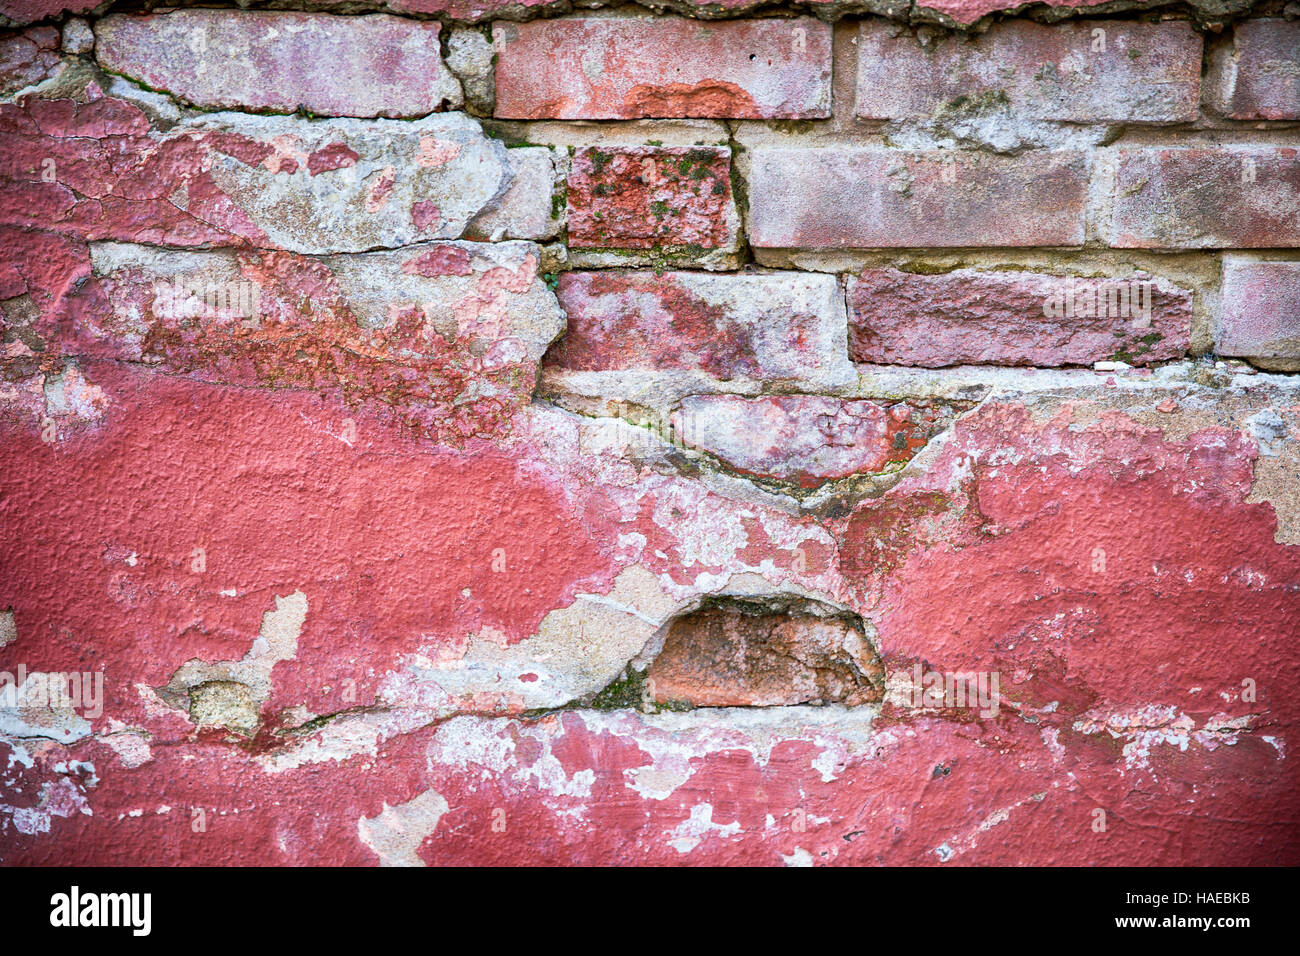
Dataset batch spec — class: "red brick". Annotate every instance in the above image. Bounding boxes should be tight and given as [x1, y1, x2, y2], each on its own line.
[57, 241, 560, 446]
[857, 20, 1201, 123]
[748, 148, 1087, 248]
[674, 395, 954, 487]
[646, 599, 884, 708]
[0, 24, 59, 95]
[493, 16, 831, 120]
[1209, 20, 1300, 121]
[0, 0, 98, 25]
[1217, 257, 1300, 359]
[848, 267, 1192, 367]
[566, 146, 737, 251]
[0, 88, 513, 253]
[545, 270, 853, 390]
[95, 11, 461, 118]
[1108, 147, 1300, 249]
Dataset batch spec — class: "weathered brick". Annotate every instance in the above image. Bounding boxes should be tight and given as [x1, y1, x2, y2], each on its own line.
[493, 16, 831, 120]
[544, 270, 854, 390]
[1209, 20, 1300, 121]
[848, 267, 1191, 367]
[0, 90, 514, 254]
[59, 240, 561, 445]
[646, 598, 884, 708]
[1217, 257, 1300, 360]
[95, 11, 461, 118]
[911, 0, 1116, 26]
[748, 148, 1088, 248]
[857, 20, 1201, 123]
[1108, 147, 1300, 249]
[0, 24, 59, 95]
[675, 395, 954, 486]
[566, 146, 738, 252]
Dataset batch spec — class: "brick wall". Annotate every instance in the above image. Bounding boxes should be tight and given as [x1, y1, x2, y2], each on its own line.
[1, 1, 1299, 866]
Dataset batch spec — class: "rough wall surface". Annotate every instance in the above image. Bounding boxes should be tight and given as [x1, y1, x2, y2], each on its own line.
[1, 0, 1298, 867]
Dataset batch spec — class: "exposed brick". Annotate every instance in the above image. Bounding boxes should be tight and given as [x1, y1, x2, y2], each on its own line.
[675, 395, 954, 487]
[1209, 20, 1300, 121]
[1108, 147, 1300, 249]
[857, 20, 1201, 123]
[0, 0, 99, 26]
[59, 240, 561, 445]
[646, 598, 884, 708]
[6, 0, 1300, 874]
[492, 16, 831, 120]
[0, 24, 59, 95]
[0, 91, 513, 254]
[749, 148, 1087, 248]
[566, 146, 737, 251]
[1217, 257, 1300, 360]
[848, 267, 1191, 367]
[95, 11, 462, 118]
[545, 270, 853, 390]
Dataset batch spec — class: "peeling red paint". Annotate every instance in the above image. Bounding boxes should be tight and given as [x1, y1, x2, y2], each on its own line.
[4, 5, 1300, 870]
[307, 142, 360, 176]
[847, 403, 1300, 733]
[0, 364, 619, 735]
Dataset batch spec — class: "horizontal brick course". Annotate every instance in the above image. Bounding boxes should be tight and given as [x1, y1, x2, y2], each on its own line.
[61, 240, 561, 443]
[1217, 257, 1300, 359]
[1108, 147, 1300, 249]
[95, 11, 462, 118]
[566, 146, 737, 251]
[848, 267, 1192, 367]
[492, 16, 832, 120]
[545, 270, 853, 390]
[856, 20, 1202, 123]
[0, 97, 513, 253]
[1209, 19, 1300, 121]
[748, 148, 1088, 248]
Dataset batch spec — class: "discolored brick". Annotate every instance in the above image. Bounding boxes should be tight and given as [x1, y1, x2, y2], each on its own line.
[749, 147, 1088, 248]
[493, 16, 831, 120]
[566, 146, 737, 252]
